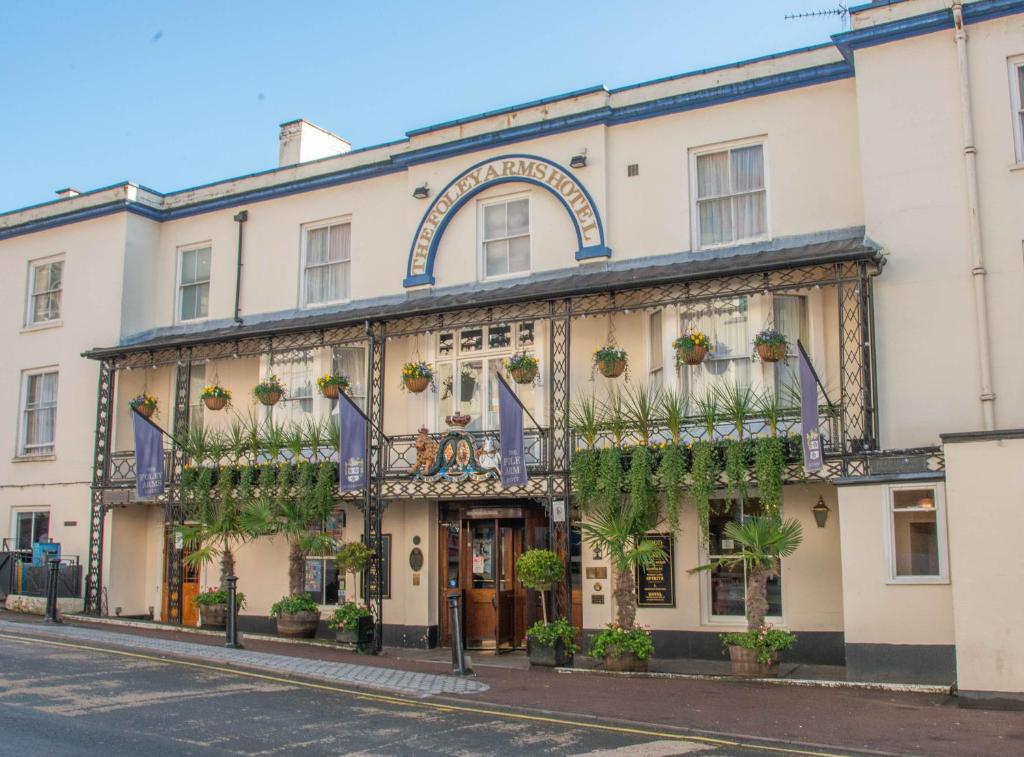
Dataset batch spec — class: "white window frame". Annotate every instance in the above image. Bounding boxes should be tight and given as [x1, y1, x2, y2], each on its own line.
[17, 367, 59, 458]
[175, 242, 212, 323]
[1009, 56, 1024, 164]
[689, 137, 770, 251]
[647, 309, 664, 388]
[883, 483, 949, 585]
[24, 255, 64, 328]
[299, 216, 352, 308]
[478, 192, 532, 281]
[9, 507, 51, 551]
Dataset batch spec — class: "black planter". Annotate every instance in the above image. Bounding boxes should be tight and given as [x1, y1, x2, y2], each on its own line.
[335, 615, 374, 652]
[527, 637, 573, 668]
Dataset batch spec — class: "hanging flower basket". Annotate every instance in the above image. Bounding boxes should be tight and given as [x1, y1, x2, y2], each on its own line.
[506, 351, 539, 385]
[673, 331, 712, 366]
[401, 362, 433, 394]
[753, 329, 789, 363]
[593, 346, 628, 379]
[200, 385, 232, 411]
[317, 373, 350, 400]
[129, 393, 158, 419]
[253, 375, 286, 407]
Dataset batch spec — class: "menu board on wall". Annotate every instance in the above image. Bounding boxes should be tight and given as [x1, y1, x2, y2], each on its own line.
[636, 533, 674, 607]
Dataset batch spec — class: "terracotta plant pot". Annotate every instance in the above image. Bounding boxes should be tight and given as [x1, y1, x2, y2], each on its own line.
[755, 342, 788, 363]
[256, 390, 282, 407]
[335, 615, 374, 653]
[321, 384, 343, 400]
[404, 375, 430, 394]
[203, 396, 228, 411]
[510, 365, 537, 385]
[527, 637, 573, 668]
[600, 651, 648, 672]
[727, 645, 779, 676]
[276, 610, 320, 639]
[199, 603, 227, 629]
[676, 344, 708, 366]
[597, 359, 626, 379]
[133, 404, 156, 419]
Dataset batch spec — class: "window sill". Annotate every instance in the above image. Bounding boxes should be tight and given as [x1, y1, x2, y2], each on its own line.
[12, 454, 56, 463]
[480, 270, 531, 284]
[694, 235, 771, 253]
[302, 298, 351, 310]
[1009, 163, 1024, 172]
[885, 577, 949, 586]
[20, 320, 63, 334]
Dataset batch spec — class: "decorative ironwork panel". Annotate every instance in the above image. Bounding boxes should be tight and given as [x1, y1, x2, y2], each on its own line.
[85, 361, 115, 616]
[549, 302, 571, 473]
[385, 429, 548, 476]
[386, 303, 551, 339]
[837, 262, 877, 454]
[164, 358, 192, 625]
[381, 475, 552, 500]
[364, 322, 387, 652]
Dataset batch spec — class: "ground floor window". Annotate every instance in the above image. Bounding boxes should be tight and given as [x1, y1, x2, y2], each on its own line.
[305, 557, 341, 605]
[706, 498, 781, 620]
[12, 509, 50, 551]
[885, 485, 947, 582]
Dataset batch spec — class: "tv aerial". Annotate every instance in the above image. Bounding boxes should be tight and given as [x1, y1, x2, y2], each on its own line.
[785, 4, 850, 29]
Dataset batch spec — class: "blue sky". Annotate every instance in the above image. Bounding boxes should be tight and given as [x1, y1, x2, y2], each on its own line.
[0, 1, 845, 213]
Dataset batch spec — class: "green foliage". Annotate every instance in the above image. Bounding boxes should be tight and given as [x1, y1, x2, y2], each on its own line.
[597, 447, 625, 512]
[335, 541, 375, 574]
[570, 394, 601, 449]
[753, 437, 785, 516]
[602, 389, 629, 446]
[326, 601, 372, 630]
[515, 549, 564, 593]
[693, 389, 719, 437]
[304, 417, 329, 462]
[755, 389, 784, 438]
[526, 618, 578, 652]
[626, 445, 657, 522]
[657, 444, 688, 532]
[588, 623, 655, 661]
[296, 461, 315, 512]
[660, 389, 688, 445]
[593, 345, 627, 365]
[194, 588, 246, 610]
[181, 424, 212, 465]
[689, 441, 719, 539]
[570, 449, 600, 514]
[692, 516, 803, 574]
[314, 461, 335, 513]
[269, 594, 320, 617]
[254, 374, 287, 401]
[623, 382, 662, 445]
[723, 439, 751, 506]
[721, 625, 797, 665]
[716, 382, 757, 440]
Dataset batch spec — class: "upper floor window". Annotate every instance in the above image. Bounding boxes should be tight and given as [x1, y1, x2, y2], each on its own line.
[885, 485, 948, 583]
[692, 142, 767, 248]
[1011, 57, 1024, 163]
[178, 245, 211, 321]
[333, 346, 367, 412]
[26, 258, 63, 325]
[303, 221, 350, 306]
[481, 196, 530, 279]
[648, 310, 664, 389]
[19, 369, 58, 456]
[680, 297, 751, 394]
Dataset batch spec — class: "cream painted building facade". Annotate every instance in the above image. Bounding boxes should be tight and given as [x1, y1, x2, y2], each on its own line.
[1, 0, 1023, 708]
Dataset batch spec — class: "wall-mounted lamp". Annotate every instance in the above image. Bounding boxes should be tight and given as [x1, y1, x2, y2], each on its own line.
[812, 496, 830, 528]
[570, 150, 588, 169]
[413, 183, 430, 199]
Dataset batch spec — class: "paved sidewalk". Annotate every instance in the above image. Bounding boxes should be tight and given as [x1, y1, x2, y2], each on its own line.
[0, 619, 487, 698]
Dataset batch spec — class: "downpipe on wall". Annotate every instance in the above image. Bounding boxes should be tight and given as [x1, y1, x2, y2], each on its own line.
[233, 210, 249, 324]
[952, 1, 996, 430]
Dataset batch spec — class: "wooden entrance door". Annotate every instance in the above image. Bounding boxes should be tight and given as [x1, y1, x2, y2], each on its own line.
[464, 520, 498, 648]
[163, 529, 199, 626]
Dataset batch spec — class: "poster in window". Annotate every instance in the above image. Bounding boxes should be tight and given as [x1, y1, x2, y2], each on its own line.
[636, 533, 674, 607]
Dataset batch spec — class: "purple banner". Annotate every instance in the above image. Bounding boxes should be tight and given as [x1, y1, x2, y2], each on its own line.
[799, 346, 823, 473]
[497, 378, 527, 487]
[337, 393, 367, 491]
[133, 410, 165, 499]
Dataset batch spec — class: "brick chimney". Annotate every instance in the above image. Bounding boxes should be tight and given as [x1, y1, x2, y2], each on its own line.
[55, 187, 80, 199]
[278, 120, 351, 167]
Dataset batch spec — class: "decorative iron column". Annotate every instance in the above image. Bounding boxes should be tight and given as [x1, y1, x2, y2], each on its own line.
[548, 300, 572, 623]
[165, 354, 192, 624]
[364, 322, 386, 652]
[84, 360, 116, 616]
[837, 261, 878, 455]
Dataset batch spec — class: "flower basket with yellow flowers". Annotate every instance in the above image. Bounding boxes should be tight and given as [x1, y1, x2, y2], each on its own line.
[401, 362, 434, 394]
[200, 385, 232, 411]
[129, 392, 159, 419]
[317, 373, 350, 400]
[673, 331, 712, 366]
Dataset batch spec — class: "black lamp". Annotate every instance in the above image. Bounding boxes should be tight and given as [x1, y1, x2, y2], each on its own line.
[413, 183, 430, 199]
[570, 151, 588, 169]
[812, 496, 830, 528]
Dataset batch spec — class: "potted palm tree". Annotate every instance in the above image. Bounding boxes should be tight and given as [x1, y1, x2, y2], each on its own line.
[691, 516, 803, 675]
[517, 549, 575, 667]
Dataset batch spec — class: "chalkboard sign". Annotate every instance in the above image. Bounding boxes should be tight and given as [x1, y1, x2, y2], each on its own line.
[636, 533, 674, 607]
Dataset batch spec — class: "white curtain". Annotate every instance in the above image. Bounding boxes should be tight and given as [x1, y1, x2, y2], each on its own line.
[25, 372, 58, 451]
[696, 145, 765, 246]
[680, 298, 750, 394]
[305, 224, 350, 304]
[773, 295, 807, 402]
[333, 346, 366, 411]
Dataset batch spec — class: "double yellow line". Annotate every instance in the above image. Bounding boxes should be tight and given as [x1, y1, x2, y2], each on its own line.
[1, 632, 855, 757]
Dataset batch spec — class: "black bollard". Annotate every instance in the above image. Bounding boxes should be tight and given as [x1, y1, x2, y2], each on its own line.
[44, 557, 61, 624]
[447, 592, 469, 675]
[225, 575, 242, 649]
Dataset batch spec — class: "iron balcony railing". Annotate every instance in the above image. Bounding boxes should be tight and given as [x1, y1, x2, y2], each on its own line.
[384, 428, 550, 477]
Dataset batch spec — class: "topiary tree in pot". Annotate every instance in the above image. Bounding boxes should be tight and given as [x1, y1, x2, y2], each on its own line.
[516, 549, 576, 667]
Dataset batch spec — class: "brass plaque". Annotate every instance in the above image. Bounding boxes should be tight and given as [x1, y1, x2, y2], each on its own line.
[591, 594, 605, 604]
[412, 573, 421, 586]
[585, 567, 608, 580]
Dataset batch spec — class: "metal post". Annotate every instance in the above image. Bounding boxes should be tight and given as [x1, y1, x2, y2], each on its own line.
[225, 575, 242, 649]
[447, 592, 470, 675]
[45, 557, 61, 624]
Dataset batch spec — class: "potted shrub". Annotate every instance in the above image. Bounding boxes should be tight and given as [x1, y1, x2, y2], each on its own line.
[691, 516, 803, 675]
[194, 587, 246, 629]
[270, 594, 322, 638]
[506, 351, 539, 385]
[336, 540, 375, 577]
[589, 623, 655, 672]
[317, 373, 350, 400]
[720, 625, 797, 676]
[401, 361, 434, 394]
[201, 384, 232, 411]
[516, 548, 572, 667]
[753, 329, 788, 363]
[327, 601, 374, 651]
[129, 392, 159, 419]
[593, 345, 628, 379]
[673, 330, 712, 366]
[253, 375, 286, 406]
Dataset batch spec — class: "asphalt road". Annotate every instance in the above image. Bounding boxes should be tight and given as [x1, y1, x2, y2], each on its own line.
[0, 635, 825, 756]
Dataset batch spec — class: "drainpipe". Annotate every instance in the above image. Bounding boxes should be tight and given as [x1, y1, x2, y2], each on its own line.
[232, 210, 248, 324]
[952, 2, 996, 430]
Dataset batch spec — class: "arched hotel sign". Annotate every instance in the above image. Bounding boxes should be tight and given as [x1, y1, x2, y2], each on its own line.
[403, 154, 611, 287]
